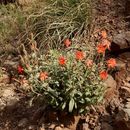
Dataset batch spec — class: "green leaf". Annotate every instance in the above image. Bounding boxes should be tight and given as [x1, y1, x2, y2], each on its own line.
[75, 102, 77, 109]
[69, 98, 75, 112]
[79, 108, 84, 113]
[62, 102, 66, 110]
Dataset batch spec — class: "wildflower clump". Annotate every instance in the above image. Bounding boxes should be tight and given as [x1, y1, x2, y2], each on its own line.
[22, 32, 116, 113]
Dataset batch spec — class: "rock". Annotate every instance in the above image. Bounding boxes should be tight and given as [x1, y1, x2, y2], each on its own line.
[103, 75, 117, 89]
[83, 123, 90, 130]
[66, 115, 80, 130]
[62, 128, 70, 130]
[18, 118, 28, 127]
[39, 124, 46, 130]
[0, 98, 6, 111]
[127, 62, 130, 72]
[40, 128, 45, 130]
[116, 59, 126, 70]
[94, 126, 101, 130]
[114, 110, 130, 130]
[125, 31, 130, 42]
[112, 32, 130, 50]
[55, 127, 70, 130]
[126, 76, 130, 82]
[101, 122, 113, 130]
[115, 110, 129, 122]
[55, 126, 62, 130]
[32, 106, 46, 122]
[0, 84, 19, 111]
[0, 74, 10, 84]
[119, 52, 130, 61]
[103, 75, 117, 103]
[2, 88, 15, 98]
[85, 116, 90, 123]
[124, 108, 130, 117]
[28, 125, 37, 130]
[2, 87, 19, 107]
[48, 124, 56, 129]
[6, 97, 18, 106]
[101, 114, 113, 123]
[58, 112, 80, 130]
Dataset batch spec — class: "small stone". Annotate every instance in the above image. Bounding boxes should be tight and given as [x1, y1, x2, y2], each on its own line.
[125, 31, 130, 42]
[126, 76, 130, 82]
[103, 75, 117, 89]
[18, 118, 28, 127]
[83, 123, 89, 130]
[115, 110, 129, 122]
[62, 128, 70, 130]
[0, 98, 6, 110]
[115, 110, 130, 129]
[39, 127, 45, 130]
[101, 122, 113, 130]
[101, 114, 113, 123]
[1, 87, 19, 107]
[60, 124, 64, 128]
[125, 101, 130, 109]
[124, 109, 130, 117]
[2, 88, 15, 98]
[0, 74, 10, 84]
[6, 97, 18, 106]
[55, 126, 62, 130]
[49, 124, 56, 129]
[94, 126, 101, 130]
[85, 116, 90, 123]
[28, 125, 36, 130]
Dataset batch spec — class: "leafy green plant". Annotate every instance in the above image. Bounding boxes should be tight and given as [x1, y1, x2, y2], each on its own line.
[21, 37, 107, 113]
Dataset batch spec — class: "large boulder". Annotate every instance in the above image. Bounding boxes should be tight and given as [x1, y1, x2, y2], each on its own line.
[111, 31, 130, 51]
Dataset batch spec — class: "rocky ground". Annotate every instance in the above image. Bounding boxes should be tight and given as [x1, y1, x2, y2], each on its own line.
[0, 0, 130, 130]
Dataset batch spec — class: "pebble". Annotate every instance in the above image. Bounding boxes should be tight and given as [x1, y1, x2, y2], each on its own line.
[55, 126, 62, 130]
[48, 124, 56, 129]
[83, 123, 89, 130]
[18, 118, 28, 127]
[101, 122, 113, 130]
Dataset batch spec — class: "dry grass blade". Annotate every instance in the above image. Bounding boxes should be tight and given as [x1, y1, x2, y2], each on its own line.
[26, 0, 92, 51]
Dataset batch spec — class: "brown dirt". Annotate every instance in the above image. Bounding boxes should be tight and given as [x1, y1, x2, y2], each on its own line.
[0, 0, 130, 130]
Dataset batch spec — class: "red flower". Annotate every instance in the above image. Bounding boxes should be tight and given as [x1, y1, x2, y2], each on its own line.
[75, 51, 85, 60]
[59, 56, 66, 65]
[107, 58, 116, 68]
[64, 39, 71, 47]
[99, 71, 108, 80]
[18, 65, 24, 74]
[97, 44, 106, 54]
[39, 72, 48, 81]
[85, 59, 93, 67]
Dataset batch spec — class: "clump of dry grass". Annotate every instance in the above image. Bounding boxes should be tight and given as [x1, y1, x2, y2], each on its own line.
[26, 0, 92, 51]
[0, 3, 30, 55]
[0, 0, 42, 55]
[0, 0, 92, 55]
